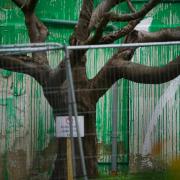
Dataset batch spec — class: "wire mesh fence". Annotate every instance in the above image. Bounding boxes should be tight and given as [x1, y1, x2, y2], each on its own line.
[0, 42, 179, 180]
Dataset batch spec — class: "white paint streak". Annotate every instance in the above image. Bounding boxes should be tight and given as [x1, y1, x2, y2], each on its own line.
[135, 17, 153, 32]
[142, 76, 180, 155]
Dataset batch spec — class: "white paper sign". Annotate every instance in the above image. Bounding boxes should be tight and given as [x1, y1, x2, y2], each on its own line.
[56, 116, 84, 137]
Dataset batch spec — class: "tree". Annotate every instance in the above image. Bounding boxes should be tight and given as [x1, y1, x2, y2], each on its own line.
[0, 0, 179, 179]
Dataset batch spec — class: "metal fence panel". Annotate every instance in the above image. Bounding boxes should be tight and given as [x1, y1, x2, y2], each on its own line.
[0, 0, 179, 179]
[86, 48, 129, 174]
[129, 2, 180, 172]
[0, 2, 56, 179]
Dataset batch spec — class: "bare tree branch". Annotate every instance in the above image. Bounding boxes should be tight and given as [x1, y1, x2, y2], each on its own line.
[99, 19, 140, 44]
[70, 0, 94, 66]
[24, 14, 49, 64]
[120, 56, 180, 84]
[89, 54, 180, 100]
[24, 15, 48, 43]
[12, 0, 44, 42]
[88, 47, 135, 100]
[75, 0, 94, 42]
[126, 0, 136, 13]
[12, 0, 49, 65]
[137, 27, 180, 42]
[88, 0, 125, 30]
[12, 0, 28, 12]
[105, 0, 160, 22]
[27, 0, 38, 12]
[12, 0, 24, 7]
[89, 27, 180, 99]
[86, 0, 159, 45]
[85, 16, 110, 44]
[0, 55, 50, 85]
[85, 10, 139, 45]
[12, 0, 38, 12]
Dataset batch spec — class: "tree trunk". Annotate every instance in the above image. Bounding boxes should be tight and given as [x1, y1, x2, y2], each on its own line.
[51, 113, 98, 180]
[44, 58, 99, 179]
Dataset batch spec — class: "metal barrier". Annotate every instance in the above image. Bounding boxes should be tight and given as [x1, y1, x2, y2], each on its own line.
[0, 41, 179, 179]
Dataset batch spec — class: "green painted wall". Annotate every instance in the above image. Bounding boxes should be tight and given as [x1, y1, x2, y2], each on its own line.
[0, 0, 179, 178]
[0, 0, 130, 177]
[0, 1, 56, 179]
[129, 2, 180, 172]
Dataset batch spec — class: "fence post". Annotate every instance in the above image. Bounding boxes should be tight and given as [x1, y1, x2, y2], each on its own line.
[111, 83, 118, 174]
[66, 76, 76, 179]
[64, 46, 88, 180]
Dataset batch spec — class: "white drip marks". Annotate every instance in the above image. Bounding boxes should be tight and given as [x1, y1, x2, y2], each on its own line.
[142, 76, 180, 156]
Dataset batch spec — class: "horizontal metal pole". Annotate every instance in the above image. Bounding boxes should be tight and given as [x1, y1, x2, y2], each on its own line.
[41, 18, 77, 26]
[67, 41, 180, 50]
[0, 42, 63, 49]
[0, 47, 63, 55]
[0, 43, 64, 55]
[0, 41, 180, 55]
[41, 18, 117, 31]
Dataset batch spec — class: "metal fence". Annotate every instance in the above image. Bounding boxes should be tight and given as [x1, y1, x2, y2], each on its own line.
[0, 0, 180, 179]
[0, 41, 179, 179]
